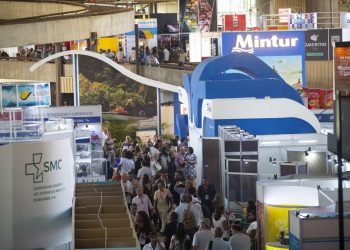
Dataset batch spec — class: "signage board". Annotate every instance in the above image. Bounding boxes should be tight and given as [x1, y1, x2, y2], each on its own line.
[0, 138, 74, 249]
[1, 82, 51, 108]
[305, 29, 328, 61]
[222, 31, 306, 87]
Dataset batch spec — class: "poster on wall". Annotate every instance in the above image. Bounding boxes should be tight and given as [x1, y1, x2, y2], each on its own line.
[222, 31, 306, 87]
[334, 42, 350, 91]
[18, 83, 51, 107]
[125, 19, 158, 59]
[198, 0, 217, 32]
[305, 29, 328, 61]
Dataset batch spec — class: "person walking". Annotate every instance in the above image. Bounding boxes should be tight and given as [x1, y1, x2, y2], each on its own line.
[154, 181, 172, 233]
[205, 228, 232, 250]
[192, 218, 214, 250]
[229, 223, 251, 250]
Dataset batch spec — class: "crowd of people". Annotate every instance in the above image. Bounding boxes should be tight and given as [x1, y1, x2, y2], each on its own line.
[102, 129, 257, 250]
[100, 46, 188, 67]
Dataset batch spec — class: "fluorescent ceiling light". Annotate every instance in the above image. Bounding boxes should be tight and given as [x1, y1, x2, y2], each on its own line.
[298, 140, 317, 144]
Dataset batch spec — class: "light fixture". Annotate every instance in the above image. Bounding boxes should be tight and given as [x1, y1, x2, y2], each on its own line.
[304, 151, 309, 156]
[298, 140, 317, 144]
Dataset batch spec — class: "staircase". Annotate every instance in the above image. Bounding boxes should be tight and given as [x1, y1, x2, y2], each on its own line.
[74, 182, 139, 249]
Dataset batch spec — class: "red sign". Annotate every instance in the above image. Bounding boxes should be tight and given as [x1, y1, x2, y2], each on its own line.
[222, 14, 246, 31]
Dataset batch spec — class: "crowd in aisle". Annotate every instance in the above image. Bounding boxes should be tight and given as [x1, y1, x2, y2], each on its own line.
[102, 129, 257, 250]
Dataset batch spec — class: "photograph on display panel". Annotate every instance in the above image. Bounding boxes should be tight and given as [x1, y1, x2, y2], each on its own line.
[1, 85, 17, 108]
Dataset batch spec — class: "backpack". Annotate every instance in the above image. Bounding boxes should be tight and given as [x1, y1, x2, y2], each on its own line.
[183, 205, 195, 230]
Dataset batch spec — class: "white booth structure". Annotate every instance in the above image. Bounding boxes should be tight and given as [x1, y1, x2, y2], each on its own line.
[257, 177, 350, 250]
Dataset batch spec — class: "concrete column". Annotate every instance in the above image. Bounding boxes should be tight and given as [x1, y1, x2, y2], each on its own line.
[54, 43, 63, 106]
[149, 3, 154, 14]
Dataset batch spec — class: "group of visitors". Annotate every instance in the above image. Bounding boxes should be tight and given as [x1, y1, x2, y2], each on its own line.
[101, 132, 257, 250]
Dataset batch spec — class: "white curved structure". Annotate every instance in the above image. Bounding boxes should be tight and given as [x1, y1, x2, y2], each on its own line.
[30, 50, 178, 93]
[201, 98, 321, 133]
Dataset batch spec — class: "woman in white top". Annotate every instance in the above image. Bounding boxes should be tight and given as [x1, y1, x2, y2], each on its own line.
[212, 205, 230, 240]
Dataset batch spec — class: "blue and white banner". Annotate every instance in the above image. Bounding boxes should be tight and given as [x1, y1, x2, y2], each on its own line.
[222, 31, 306, 87]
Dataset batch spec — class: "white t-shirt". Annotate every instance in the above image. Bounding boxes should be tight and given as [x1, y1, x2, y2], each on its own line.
[142, 242, 165, 250]
[164, 49, 169, 62]
[192, 229, 214, 250]
[137, 167, 152, 184]
[246, 221, 257, 236]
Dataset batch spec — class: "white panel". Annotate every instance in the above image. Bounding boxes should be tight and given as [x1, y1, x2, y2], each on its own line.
[340, 13, 350, 29]
[201, 37, 211, 57]
[0, 144, 14, 249]
[342, 28, 350, 41]
[189, 33, 202, 63]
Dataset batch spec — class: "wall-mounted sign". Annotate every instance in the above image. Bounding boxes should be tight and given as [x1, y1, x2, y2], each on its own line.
[222, 31, 306, 87]
[305, 29, 328, 61]
[289, 13, 317, 30]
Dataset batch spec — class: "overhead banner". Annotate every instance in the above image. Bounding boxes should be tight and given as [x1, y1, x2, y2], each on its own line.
[222, 31, 306, 87]
[305, 29, 328, 61]
[1, 82, 51, 108]
[0, 138, 74, 249]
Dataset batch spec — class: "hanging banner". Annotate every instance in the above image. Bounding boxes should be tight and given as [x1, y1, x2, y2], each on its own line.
[305, 29, 328, 61]
[222, 31, 306, 87]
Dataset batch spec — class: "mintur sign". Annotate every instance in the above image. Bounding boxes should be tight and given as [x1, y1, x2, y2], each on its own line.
[223, 31, 305, 56]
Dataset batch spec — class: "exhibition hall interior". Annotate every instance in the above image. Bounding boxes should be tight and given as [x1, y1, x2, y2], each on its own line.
[2, 0, 350, 249]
